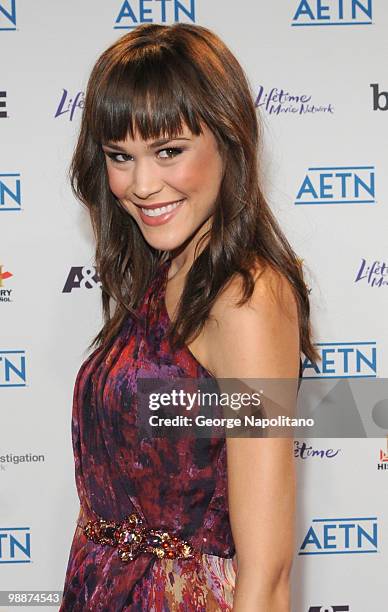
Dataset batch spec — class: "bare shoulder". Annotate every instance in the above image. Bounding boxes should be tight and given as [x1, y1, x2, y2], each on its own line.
[205, 260, 300, 379]
[212, 259, 298, 318]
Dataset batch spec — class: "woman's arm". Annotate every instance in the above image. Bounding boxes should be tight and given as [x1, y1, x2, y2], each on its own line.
[206, 265, 300, 611]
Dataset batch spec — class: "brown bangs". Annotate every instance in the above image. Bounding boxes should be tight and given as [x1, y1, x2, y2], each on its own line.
[87, 45, 204, 146]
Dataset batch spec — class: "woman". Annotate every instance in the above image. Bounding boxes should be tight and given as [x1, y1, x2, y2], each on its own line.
[60, 22, 318, 611]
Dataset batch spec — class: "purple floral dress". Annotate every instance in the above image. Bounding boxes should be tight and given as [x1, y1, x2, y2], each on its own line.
[60, 259, 237, 611]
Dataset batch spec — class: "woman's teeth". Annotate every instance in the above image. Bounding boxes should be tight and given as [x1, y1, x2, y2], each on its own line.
[141, 200, 184, 217]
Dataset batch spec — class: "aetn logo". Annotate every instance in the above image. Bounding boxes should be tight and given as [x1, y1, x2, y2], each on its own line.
[0, 173, 21, 211]
[0, 527, 31, 563]
[292, 0, 373, 26]
[114, 0, 196, 30]
[0, 0, 16, 31]
[295, 166, 375, 205]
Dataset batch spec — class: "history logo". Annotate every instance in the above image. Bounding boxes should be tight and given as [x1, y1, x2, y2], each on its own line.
[0, 263, 13, 302]
[377, 437, 388, 471]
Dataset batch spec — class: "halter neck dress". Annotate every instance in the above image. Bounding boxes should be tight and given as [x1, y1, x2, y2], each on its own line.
[59, 259, 238, 611]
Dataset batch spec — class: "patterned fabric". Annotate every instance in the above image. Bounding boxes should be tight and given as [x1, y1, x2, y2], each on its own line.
[59, 259, 238, 611]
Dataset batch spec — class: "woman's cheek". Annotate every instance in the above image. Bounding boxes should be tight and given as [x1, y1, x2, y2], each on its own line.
[169, 163, 198, 193]
[107, 167, 128, 199]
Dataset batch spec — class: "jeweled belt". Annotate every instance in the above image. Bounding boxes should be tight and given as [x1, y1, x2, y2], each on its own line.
[83, 512, 195, 563]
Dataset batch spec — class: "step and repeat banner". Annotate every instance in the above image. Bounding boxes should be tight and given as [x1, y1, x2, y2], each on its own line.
[1, 1, 387, 610]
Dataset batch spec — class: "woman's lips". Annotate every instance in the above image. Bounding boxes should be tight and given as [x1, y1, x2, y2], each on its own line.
[138, 199, 186, 226]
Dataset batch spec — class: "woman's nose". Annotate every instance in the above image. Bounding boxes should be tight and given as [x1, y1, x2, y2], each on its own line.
[131, 158, 163, 200]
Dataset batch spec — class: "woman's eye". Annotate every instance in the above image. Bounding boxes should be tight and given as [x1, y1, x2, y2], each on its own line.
[157, 147, 183, 159]
[105, 152, 131, 163]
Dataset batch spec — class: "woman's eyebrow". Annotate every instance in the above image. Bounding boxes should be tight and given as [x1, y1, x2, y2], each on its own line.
[102, 137, 191, 151]
[148, 137, 191, 148]
[102, 143, 128, 152]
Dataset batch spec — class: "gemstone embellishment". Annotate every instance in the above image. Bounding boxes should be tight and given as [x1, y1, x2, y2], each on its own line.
[83, 512, 194, 562]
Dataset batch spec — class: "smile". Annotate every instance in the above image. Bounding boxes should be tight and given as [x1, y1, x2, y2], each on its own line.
[140, 200, 185, 217]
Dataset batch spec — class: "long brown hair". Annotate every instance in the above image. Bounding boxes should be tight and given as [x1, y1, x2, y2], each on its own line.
[70, 22, 319, 364]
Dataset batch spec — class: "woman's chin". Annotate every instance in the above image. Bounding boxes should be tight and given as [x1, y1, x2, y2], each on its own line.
[140, 232, 188, 254]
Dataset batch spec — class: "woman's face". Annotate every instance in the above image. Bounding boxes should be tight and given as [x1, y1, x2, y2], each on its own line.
[102, 122, 224, 253]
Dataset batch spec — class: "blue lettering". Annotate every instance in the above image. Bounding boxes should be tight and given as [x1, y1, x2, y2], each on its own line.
[319, 173, 333, 198]
[354, 172, 374, 198]
[317, 1, 330, 19]
[352, 0, 372, 19]
[337, 347, 353, 372]
[155, 0, 170, 21]
[0, 533, 6, 557]
[293, 0, 315, 20]
[293, 0, 372, 23]
[301, 356, 320, 374]
[300, 526, 321, 550]
[297, 175, 318, 200]
[10, 533, 30, 559]
[323, 524, 337, 548]
[0, 355, 26, 383]
[339, 522, 355, 548]
[116, 0, 138, 25]
[358, 522, 377, 548]
[335, 172, 351, 197]
[115, 0, 195, 27]
[0, 0, 16, 26]
[174, 0, 195, 21]
[356, 347, 376, 373]
[140, 0, 153, 22]
[0, 178, 21, 206]
[321, 348, 335, 373]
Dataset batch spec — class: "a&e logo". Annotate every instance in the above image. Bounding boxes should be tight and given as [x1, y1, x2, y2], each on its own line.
[62, 266, 101, 293]
[114, 0, 196, 30]
[308, 607, 350, 612]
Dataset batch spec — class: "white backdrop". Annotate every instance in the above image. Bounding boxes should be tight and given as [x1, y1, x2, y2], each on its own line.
[1, 1, 387, 611]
